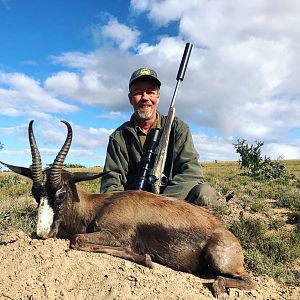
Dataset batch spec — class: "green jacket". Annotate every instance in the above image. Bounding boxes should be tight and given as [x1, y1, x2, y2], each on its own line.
[100, 112, 204, 199]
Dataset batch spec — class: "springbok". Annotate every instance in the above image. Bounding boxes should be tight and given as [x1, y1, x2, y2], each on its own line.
[1, 120, 255, 298]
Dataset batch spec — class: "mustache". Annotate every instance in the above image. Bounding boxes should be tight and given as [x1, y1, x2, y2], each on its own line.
[138, 101, 152, 106]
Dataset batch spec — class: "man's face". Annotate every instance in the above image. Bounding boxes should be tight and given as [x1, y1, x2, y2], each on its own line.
[128, 79, 160, 121]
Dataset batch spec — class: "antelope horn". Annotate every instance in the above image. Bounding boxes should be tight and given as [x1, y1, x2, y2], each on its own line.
[49, 121, 72, 188]
[72, 171, 110, 183]
[28, 120, 43, 186]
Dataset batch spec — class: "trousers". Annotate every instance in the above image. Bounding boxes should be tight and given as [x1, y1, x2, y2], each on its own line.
[185, 183, 222, 208]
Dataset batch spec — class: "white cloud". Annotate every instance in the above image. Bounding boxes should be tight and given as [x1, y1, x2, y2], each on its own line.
[24, 119, 113, 151]
[92, 17, 140, 51]
[0, 124, 27, 135]
[71, 124, 113, 149]
[45, 71, 80, 94]
[193, 133, 238, 162]
[131, 0, 200, 25]
[0, 119, 112, 167]
[0, 72, 79, 118]
[193, 133, 300, 162]
[97, 111, 129, 120]
[263, 143, 300, 160]
[50, 51, 99, 71]
[44, 70, 127, 109]
[1, 107, 22, 117]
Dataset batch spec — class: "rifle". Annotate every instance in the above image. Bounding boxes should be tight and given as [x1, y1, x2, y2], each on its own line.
[135, 128, 160, 190]
[136, 42, 193, 193]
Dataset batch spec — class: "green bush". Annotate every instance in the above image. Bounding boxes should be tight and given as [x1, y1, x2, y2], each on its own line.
[274, 190, 300, 210]
[250, 198, 267, 213]
[0, 174, 23, 187]
[231, 217, 300, 284]
[0, 175, 31, 200]
[0, 200, 36, 234]
[233, 139, 263, 176]
[289, 210, 300, 224]
[230, 217, 266, 248]
[233, 139, 294, 181]
[245, 249, 297, 285]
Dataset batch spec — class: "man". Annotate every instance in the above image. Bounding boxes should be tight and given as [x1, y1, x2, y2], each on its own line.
[100, 67, 220, 207]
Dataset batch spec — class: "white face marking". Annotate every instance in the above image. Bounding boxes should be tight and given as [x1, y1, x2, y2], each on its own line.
[36, 196, 54, 239]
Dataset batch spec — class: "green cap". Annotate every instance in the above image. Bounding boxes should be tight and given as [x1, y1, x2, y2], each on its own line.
[129, 67, 161, 89]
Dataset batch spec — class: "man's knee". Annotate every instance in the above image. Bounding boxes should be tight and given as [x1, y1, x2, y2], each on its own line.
[185, 183, 223, 208]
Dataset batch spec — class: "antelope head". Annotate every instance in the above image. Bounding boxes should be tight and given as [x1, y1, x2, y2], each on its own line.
[1, 120, 106, 239]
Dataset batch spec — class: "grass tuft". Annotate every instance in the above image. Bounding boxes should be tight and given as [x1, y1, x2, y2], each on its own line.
[0, 198, 36, 235]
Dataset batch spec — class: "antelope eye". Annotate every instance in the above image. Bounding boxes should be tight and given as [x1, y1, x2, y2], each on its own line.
[55, 185, 67, 204]
[32, 185, 45, 205]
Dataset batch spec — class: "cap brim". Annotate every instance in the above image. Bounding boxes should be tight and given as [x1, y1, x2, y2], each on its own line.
[129, 75, 161, 88]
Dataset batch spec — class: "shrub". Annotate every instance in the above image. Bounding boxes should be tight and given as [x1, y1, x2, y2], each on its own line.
[0, 175, 31, 200]
[233, 139, 294, 181]
[230, 217, 300, 284]
[47, 163, 86, 168]
[233, 139, 263, 176]
[245, 249, 297, 285]
[0, 174, 23, 187]
[230, 217, 266, 249]
[0, 199, 37, 234]
[274, 190, 300, 210]
[250, 198, 267, 213]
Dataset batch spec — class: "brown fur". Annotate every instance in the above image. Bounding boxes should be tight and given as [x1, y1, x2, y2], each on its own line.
[53, 177, 255, 298]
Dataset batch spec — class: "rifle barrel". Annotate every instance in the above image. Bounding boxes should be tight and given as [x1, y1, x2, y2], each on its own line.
[176, 43, 193, 81]
[170, 43, 193, 108]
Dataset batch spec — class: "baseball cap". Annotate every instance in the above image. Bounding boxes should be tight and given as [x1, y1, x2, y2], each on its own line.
[129, 67, 161, 89]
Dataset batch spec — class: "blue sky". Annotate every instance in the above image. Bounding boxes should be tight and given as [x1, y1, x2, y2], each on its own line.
[1, 0, 300, 169]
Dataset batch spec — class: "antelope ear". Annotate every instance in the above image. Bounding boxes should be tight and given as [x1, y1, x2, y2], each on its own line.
[0, 161, 33, 179]
[72, 171, 110, 183]
[70, 184, 80, 202]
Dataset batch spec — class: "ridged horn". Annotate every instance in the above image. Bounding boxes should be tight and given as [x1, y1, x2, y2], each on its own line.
[49, 120, 72, 188]
[28, 120, 43, 186]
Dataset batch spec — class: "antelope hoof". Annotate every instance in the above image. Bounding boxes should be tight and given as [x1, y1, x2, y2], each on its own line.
[70, 235, 85, 249]
[144, 254, 153, 269]
[212, 276, 226, 298]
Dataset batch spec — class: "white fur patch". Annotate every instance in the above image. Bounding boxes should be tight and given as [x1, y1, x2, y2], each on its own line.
[36, 197, 54, 239]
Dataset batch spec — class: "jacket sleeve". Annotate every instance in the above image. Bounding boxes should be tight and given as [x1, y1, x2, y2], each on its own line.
[162, 120, 204, 199]
[100, 135, 128, 193]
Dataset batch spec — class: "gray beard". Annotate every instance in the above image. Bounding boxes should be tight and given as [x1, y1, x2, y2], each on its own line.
[136, 109, 154, 120]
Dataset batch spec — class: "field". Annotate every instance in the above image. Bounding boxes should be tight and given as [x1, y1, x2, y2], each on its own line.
[0, 161, 299, 299]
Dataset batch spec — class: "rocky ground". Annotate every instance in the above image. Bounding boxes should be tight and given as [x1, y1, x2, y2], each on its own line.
[0, 230, 299, 300]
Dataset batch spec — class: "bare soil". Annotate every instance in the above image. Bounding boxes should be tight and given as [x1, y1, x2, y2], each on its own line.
[0, 230, 299, 300]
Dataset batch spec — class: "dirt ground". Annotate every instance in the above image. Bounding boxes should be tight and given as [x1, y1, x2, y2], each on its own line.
[0, 230, 299, 300]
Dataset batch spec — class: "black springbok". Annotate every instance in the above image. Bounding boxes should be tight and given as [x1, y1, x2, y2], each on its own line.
[1, 120, 255, 298]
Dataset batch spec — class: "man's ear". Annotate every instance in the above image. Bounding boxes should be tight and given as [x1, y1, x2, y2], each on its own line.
[157, 90, 160, 104]
[128, 92, 133, 105]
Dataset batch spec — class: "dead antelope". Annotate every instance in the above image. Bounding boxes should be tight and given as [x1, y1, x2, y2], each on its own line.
[1, 120, 255, 298]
